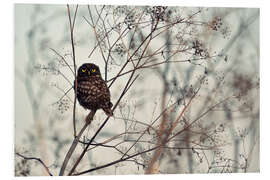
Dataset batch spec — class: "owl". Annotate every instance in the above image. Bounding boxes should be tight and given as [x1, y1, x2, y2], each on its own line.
[75, 63, 113, 116]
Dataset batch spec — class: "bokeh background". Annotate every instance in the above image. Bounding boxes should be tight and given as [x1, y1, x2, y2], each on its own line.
[14, 4, 259, 175]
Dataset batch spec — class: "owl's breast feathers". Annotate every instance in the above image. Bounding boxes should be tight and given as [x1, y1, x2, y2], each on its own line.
[75, 76, 113, 116]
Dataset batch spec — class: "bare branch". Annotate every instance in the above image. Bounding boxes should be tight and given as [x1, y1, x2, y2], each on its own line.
[16, 153, 53, 176]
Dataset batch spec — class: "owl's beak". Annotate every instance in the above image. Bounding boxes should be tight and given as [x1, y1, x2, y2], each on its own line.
[88, 71, 91, 75]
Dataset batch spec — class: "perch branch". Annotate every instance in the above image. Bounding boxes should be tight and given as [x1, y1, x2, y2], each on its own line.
[59, 111, 95, 176]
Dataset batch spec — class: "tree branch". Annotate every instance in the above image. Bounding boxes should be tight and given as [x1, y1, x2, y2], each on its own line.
[16, 153, 53, 176]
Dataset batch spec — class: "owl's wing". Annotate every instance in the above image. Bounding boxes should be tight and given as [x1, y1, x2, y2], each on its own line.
[94, 78, 111, 99]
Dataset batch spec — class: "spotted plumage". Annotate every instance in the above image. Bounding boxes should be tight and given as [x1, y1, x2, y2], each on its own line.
[75, 63, 113, 116]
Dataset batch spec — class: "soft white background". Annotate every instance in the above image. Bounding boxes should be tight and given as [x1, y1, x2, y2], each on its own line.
[0, 0, 268, 179]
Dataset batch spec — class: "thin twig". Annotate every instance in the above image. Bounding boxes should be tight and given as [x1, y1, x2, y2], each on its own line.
[49, 48, 74, 75]
[67, 4, 78, 138]
[16, 153, 53, 176]
[73, 146, 159, 175]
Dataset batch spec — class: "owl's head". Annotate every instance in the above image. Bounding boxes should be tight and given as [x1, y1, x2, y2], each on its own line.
[78, 63, 101, 77]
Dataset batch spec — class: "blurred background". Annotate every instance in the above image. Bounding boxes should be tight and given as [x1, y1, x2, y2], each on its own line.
[14, 4, 259, 175]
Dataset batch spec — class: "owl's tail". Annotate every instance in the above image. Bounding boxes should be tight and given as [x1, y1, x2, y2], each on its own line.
[103, 108, 113, 116]
[102, 102, 113, 116]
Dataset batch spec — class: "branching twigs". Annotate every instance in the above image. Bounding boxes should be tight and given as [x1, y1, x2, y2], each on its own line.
[115, 18, 200, 168]
[144, 92, 236, 174]
[87, 5, 107, 66]
[168, 95, 236, 142]
[67, 18, 159, 174]
[58, 5, 259, 176]
[49, 47, 75, 105]
[84, 100, 178, 155]
[16, 4, 259, 176]
[67, 57, 142, 175]
[36, 65, 74, 87]
[108, 23, 159, 89]
[20, 91, 233, 176]
[61, 5, 154, 176]
[145, 80, 200, 174]
[16, 153, 53, 176]
[112, 7, 140, 68]
[50, 48, 74, 75]
[72, 141, 217, 175]
[77, 100, 181, 174]
[73, 146, 159, 175]
[119, 99, 179, 160]
[52, 86, 73, 105]
[64, 6, 228, 175]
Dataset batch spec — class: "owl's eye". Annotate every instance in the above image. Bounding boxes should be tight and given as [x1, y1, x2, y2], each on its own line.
[92, 69, 96, 72]
[82, 69, 86, 72]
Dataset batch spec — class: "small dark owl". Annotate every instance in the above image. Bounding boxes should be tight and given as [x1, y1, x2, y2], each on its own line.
[75, 63, 113, 116]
